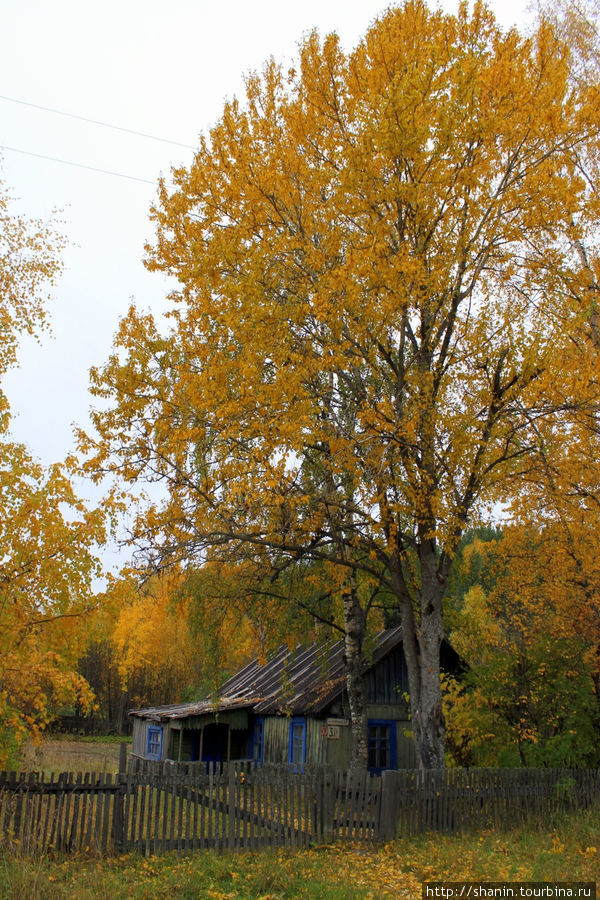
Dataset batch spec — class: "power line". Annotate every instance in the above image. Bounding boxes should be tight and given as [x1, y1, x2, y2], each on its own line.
[0, 144, 157, 185]
[0, 93, 196, 150]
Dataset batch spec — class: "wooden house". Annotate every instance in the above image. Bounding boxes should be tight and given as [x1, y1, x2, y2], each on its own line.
[130, 626, 457, 772]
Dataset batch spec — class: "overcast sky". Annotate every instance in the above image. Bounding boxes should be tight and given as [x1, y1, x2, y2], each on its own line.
[0, 0, 530, 564]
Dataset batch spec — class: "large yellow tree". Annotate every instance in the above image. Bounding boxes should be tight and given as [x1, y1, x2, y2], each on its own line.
[84, 1, 600, 769]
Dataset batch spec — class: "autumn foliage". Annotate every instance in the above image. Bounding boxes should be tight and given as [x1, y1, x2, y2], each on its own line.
[2, 1, 600, 773]
[80, 0, 600, 768]
[0, 177, 105, 765]
[76, 566, 266, 732]
[444, 525, 600, 767]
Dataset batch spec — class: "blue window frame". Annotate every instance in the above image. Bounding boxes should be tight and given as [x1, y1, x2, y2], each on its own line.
[146, 725, 162, 760]
[251, 717, 264, 762]
[288, 717, 306, 766]
[367, 720, 396, 774]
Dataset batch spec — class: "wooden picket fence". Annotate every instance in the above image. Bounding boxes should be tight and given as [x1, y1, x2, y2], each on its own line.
[0, 757, 599, 857]
[0, 758, 381, 856]
[378, 767, 600, 839]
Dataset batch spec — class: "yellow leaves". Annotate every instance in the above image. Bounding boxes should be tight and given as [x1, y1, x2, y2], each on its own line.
[105, 569, 202, 702]
[0, 177, 66, 390]
[0, 434, 106, 765]
[552, 836, 566, 854]
[96, 564, 266, 712]
[445, 521, 600, 766]
[79, 3, 600, 769]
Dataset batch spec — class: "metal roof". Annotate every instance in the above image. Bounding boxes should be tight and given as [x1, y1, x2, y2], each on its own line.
[130, 626, 404, 722]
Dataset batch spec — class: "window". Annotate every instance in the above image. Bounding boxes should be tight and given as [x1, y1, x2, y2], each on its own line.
[251, 717, 264, 762]
[146, 725, 162, 760]
[288, 717, 306, 767]
[367, 720, 396, 773]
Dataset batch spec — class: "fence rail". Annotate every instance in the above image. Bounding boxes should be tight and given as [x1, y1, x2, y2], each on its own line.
[1, 758, 598, 857]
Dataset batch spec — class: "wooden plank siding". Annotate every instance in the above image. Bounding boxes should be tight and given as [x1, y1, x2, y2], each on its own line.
[364, 644, 410, 708]
[132, 710, 415, 768]
[322, 713, 415, 769]
[131, 718, 147, 759]
[263, 717, 290, 764]
[262, 717, 329, 766]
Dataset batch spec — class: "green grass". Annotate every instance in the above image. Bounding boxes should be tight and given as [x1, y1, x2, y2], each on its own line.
[1, 805, 598, 899]
[48, 735, 133, 745]
[18, 738, 129, 775]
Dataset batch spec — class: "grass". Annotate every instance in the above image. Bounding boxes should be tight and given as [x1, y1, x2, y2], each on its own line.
[17, 738, 130, 775]
[0, 805, 598, 899]
[49, 734, 133, 745]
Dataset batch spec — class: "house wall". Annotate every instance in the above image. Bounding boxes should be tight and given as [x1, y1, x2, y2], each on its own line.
[364, 644, 410, 707]
[131, 718, 145, 757]
[321, 644, 414, 768]
[132, 718, 171, 761]
[132, 710, 252, 762]
[133, 711, 415, 769]
[323, 710, 415, 770]
[261, 711, 414, 769]
[263, 716, 289, 763]
[263, 716, 327, 765]
[161, 724, 172, 760]
[395, 720, 416, 769]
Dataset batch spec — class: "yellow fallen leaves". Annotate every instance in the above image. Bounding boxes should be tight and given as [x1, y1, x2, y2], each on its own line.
[3, 809, 600, 899]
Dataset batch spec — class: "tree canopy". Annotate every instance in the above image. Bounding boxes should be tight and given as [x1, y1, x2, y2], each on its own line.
[83, 0, 600, 768]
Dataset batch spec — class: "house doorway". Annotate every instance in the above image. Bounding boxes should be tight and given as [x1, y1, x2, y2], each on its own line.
[202, 723, 229, 764]
[188, 730, 200, 761]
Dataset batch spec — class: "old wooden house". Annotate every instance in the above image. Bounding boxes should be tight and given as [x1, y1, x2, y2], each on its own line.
[130, 627, 454, 772]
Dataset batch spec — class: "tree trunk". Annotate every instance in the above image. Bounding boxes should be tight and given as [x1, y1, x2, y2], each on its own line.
[412, 621, 445, 769]
[342, 582, 368, 772]
[391, 542, 446, 770]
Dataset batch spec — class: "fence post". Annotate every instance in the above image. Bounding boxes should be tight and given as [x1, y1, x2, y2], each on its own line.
[321, 769, 333, 843]
[228, 763, 235, 850]
[379, 770, 400, 842]
[113, 742, 128, 853]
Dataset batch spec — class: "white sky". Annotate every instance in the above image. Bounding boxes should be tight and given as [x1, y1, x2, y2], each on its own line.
[0, 0, 530, 564]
